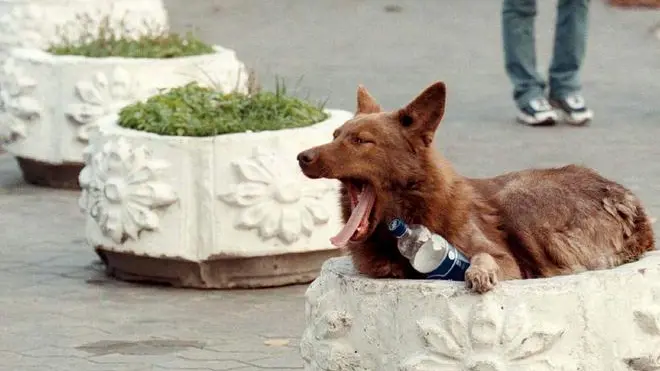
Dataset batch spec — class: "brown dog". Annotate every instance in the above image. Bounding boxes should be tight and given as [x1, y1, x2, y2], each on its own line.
[297, 82, 655, 293]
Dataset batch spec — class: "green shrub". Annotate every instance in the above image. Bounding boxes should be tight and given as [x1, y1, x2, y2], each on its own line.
[117, 82, 329, 137]
[47, 15, 214, 58]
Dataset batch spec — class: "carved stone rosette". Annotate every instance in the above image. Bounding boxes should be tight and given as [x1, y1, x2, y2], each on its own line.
[302, 253, 660, 370]
[79, 109, 353, 289]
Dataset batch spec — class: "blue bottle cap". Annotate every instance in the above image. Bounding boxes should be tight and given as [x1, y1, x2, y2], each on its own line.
[388, 218, 408, 238]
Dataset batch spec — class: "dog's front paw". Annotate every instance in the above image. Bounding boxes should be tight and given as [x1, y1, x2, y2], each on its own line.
[465, 265, 498, 293]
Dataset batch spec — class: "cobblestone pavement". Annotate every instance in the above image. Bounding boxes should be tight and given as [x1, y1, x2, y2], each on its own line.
[1, 1, 658, 370]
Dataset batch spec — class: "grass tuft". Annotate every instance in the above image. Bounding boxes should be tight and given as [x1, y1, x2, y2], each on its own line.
[47, 14, 214, 58]
[117, 81, 329, 137]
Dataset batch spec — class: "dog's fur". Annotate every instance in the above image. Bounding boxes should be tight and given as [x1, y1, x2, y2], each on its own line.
[297, 82, 655, 293]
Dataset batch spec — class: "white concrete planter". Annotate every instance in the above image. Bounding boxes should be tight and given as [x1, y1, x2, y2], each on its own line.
[0, 46, 249, 188]
[78, 109, 353, 288]
[0, 0, 169, 63]
[301, 254, 660, 371]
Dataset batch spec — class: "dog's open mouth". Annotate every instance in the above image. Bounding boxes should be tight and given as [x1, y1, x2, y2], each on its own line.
[330, 180, 376, 247]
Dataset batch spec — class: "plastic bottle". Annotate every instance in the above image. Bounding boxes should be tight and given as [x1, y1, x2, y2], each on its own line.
[388, 218, 471, 281]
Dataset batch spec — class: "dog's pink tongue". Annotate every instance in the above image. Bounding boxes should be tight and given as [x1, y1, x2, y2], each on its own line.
[330, 186, 375, 247]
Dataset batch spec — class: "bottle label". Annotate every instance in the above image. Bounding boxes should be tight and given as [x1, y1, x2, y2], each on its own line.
[426, 240, 471, 281]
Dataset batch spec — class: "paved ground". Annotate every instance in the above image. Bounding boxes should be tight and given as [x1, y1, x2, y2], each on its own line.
[1, 1, 659, 370]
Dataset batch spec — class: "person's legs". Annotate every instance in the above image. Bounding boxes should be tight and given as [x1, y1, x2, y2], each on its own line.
[502, 0, 557, 125]
[548, 0, 589, 100]
[502, 0, 545, 109]
[548, 0, 593, 125]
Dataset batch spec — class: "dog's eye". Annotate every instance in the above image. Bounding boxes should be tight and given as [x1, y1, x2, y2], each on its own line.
[353, 136, 372, 145]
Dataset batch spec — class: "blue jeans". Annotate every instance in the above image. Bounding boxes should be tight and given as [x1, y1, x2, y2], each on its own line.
[502, 0, 590, 109]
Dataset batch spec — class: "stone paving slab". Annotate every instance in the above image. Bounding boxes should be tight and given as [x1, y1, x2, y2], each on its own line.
[1, 1, 659, 370]
[0, 156, 307, 371]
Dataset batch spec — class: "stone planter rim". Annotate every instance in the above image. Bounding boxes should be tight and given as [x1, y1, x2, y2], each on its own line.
[320, 254, 656, 292]
[7, 45, 237, 66]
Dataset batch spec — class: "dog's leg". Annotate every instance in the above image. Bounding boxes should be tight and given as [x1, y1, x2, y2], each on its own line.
[370, 259, 408, 278]
[465, 253, 500, 293]
[351, 247, 415, 279]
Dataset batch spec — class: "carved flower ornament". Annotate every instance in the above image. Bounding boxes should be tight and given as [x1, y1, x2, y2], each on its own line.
[0, 58, 42, 144]
[219, 147, 335, 244]
[79, 137, 178, 244]
[401, 296, 566, 371]
[67, 67, 139, 142]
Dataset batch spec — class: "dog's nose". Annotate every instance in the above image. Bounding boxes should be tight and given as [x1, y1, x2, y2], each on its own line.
[297, 149, 317, 166]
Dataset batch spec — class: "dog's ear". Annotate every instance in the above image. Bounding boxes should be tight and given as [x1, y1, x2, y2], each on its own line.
[397, 82, 446, 147]
[356, 85, 382, 114]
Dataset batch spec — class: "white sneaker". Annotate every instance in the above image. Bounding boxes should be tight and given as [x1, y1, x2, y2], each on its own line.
[550, 94, 594, 125]
[516, 97, 559, 126]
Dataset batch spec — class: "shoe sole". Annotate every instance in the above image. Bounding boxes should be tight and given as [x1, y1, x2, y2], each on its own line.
[557, 109, 593, 126]
[549, 100, 593, 126]
[516, 112, 558, 126]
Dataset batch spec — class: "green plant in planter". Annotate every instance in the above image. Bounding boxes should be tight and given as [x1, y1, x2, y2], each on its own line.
[117, 81, 330, 137]
[47, 14, 214, 58]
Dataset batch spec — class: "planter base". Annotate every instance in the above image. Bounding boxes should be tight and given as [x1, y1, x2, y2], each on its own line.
[96, 247, 343, 289]
[16, 157, 83, 189]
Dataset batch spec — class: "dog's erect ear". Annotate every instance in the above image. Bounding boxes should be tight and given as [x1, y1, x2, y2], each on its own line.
[356, 85, 382, 114]
[397, 82, 447, 146]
